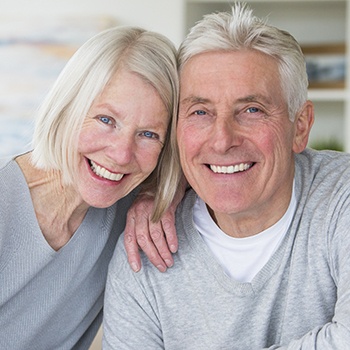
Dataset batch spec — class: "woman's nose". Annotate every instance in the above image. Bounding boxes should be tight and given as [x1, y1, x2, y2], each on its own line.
[107, 133, 135, 165]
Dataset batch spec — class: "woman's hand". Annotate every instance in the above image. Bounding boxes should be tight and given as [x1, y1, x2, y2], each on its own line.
[124, 194, 179, 272]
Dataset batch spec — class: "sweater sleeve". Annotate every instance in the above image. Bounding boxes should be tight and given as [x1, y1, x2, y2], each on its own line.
[265, 196, 350, 349]
[103, 235, 164, 350]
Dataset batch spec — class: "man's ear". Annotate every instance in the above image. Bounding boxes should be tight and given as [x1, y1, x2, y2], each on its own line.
[292, 100, 314, 154]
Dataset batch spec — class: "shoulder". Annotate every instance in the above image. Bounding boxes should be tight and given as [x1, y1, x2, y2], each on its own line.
[107, 233, 130, 275]
[0, 157, 28, 198]
[0, 156, 16, 174]
[296, 149, 350, 194]
[0, 153, 32, 186]
[294, 149, 350, 241]
[175, 189, 197, 230]
[296, 148, 350, 176]
[106, 190, 207, 284]
[107, 232, 153, 283]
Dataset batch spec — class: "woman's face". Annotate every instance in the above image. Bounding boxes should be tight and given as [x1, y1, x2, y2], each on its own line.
[76, 69, 169, 208]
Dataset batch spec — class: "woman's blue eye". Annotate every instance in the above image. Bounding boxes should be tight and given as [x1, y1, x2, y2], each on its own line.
[99, 116, 112, 124]
[142, 131, 159, 140]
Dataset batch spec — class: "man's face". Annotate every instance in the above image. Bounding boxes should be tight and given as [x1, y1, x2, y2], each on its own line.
[177, 50, 307, 235]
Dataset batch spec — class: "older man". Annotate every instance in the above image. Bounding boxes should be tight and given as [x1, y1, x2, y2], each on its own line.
[103, 3, 350, 349]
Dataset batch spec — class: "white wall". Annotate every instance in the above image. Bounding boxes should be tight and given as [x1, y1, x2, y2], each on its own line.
[0, 0, 186, 47]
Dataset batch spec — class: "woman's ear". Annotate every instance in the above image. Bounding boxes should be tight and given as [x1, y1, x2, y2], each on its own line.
[292, 100, 314, 154]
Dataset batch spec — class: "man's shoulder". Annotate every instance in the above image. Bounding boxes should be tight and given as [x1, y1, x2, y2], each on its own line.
[295, 148, 350, 214]
[298, 148, 350, 165]
[176, 189, 197, 221]
[297, 149, 350, 180]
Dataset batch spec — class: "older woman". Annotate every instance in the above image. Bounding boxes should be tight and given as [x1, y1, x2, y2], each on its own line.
[0, 26, 180, 349]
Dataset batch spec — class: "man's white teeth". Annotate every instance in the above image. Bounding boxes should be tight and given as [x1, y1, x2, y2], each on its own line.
[210, 163, 252, 174]
[90, 160, 124, 181]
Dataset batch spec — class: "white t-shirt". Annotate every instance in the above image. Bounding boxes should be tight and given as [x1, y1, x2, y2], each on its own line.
[193, 185, 296, 282]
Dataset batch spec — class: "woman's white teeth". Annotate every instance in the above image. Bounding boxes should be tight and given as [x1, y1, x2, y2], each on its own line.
[90, 160, 123, 181]
[210, 163, 251, 174]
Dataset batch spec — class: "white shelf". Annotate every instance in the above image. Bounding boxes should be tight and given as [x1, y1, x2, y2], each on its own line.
[308, 89, 348, 102]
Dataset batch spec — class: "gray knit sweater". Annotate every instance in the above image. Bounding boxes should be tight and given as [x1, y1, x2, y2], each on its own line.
[103, 148, 350, 349]
[0, 158, 136, 349]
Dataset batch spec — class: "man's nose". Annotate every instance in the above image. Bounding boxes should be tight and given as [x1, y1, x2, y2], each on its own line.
[211, 117, 243, 153]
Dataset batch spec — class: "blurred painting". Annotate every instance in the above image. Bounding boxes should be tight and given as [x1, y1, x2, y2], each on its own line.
[302, 43, 346, 89]
[0, 16, 115, 158]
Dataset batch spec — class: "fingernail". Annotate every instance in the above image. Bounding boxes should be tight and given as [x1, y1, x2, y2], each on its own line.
[170, 245, 177, 253]
[131, 262, 140, 272]
[157, 265, 167, 273]
[165, 259, 173, 268]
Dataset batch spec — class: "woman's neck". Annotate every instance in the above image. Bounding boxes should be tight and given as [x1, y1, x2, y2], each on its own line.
[15, 152, 89, 250]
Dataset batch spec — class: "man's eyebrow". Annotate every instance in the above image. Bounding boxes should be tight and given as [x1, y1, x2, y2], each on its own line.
[181, 94, 272, 106]
[237, 94, 271, 104]
[180, 96, 210, 105]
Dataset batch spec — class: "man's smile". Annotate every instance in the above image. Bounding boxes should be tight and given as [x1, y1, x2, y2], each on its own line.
[209, 162, 254, 174]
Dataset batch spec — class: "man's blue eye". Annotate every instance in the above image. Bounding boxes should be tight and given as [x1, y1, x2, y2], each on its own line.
[247, 107, 260, 113]
[195, 110, 206, 115]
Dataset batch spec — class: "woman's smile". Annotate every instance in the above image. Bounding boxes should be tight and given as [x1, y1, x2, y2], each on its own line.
[89, 159, 124, 182]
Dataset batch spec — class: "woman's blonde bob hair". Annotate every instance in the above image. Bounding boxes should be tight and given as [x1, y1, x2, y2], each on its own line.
[31, 26, 181, 220]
